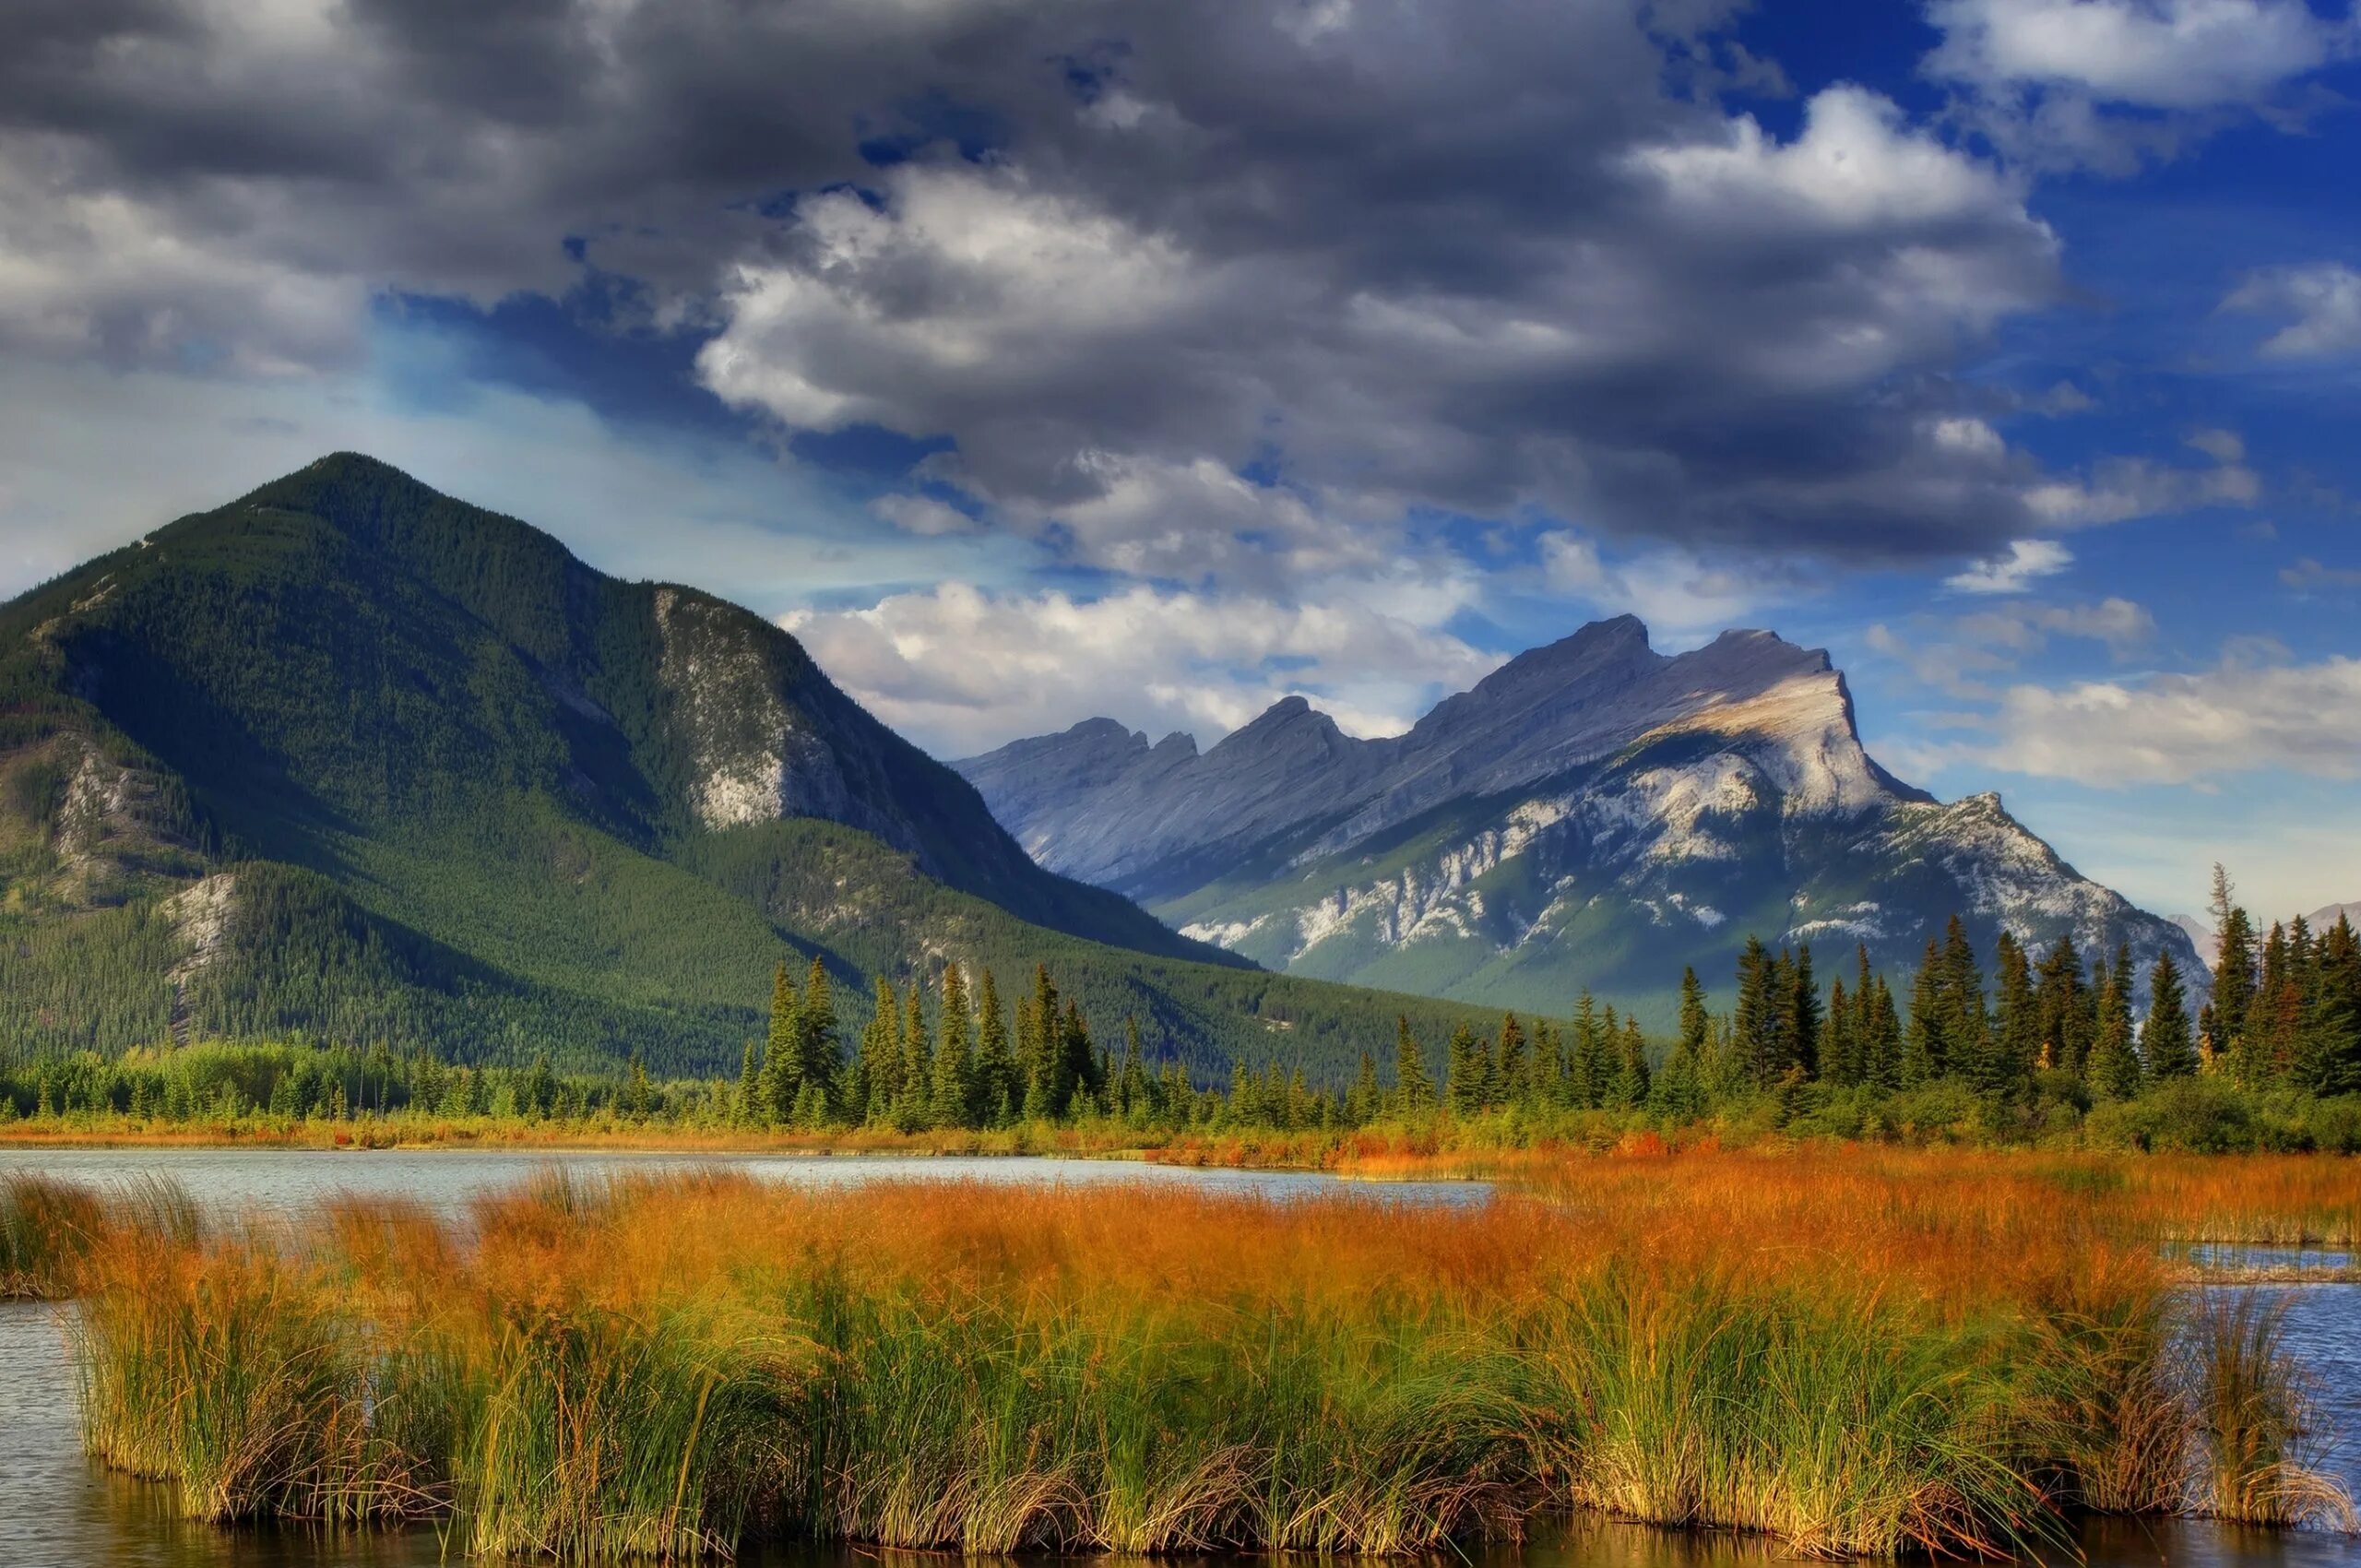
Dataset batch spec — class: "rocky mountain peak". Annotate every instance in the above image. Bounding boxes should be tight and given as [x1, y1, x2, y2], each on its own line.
[1216, 694, 1358, 757]
[951, 611, 2198, 1017]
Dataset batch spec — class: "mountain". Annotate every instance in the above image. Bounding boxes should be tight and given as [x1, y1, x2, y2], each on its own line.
[2311, 902, 2361, 932]
[0, 454, 1503, 1078]
[2169, 915, 2216, 968]
[955, 617, 2204, 1021]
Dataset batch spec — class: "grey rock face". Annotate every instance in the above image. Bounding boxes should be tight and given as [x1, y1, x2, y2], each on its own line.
[955, 616, 2203, 1016]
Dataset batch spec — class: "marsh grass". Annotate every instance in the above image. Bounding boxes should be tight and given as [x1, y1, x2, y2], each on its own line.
[1534, 1268, 2043, 1558]
[2192, 1290, 2358, 1532]
[1, 1170, 104, 1298]
[26, 1151, 2359, 1560]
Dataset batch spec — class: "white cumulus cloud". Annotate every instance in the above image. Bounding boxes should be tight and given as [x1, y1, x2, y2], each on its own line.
[1926, 0, 2353, 109]
[781, 579, 1504, 757]
[1945, 538, 2074, 593]
[1976, 654, 2361, 785]
[2224, 262, 2361, 360]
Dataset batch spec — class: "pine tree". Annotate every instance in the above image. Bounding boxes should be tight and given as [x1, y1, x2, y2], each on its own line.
[759, 962, 799, 1124]
[2299, 915, 2361, 1097]
[2033, 932, 2089, 1077]
[895, 982, 931, 1131]
[1392, 1016, 1436, 1112]
[1534, 1021, 1569, 1107]
[930, 964, 977, 1128]
[975, 968, 1014, 1125]
[1733, 936, 1774, 1085]
[1495, 1014, 1528, 1106]
[1901, 939, 1943, 1087]
[1936, 915, 1989, 1087]
[860, 977, 899, 1123]
[1569, 992, 1606, 1109]
[736, 1039, 762, 1126]
[1119, 1017, 1149, 1121]
[1656, 968, 1711, 1113]
[1679, 966, 1709, 1061]
[1781, 944, 1820, 1079]
[2087, 944, 2142, 1102]
[798, 958, 836, 1120]
[2247, 922, 2295, 1084]
[1347, 1050, 1380, 1124]
[1990, 930, 2037, 1099]
[1061, 1001, 1098, 1112]
[1445, 1023, 1482, 1114]
[1611, 1016, 1651, 1109]
[1862, 975, 1902, 1091]
[1823, 977, 1855, 1088]
[2142, 950, 2197, 1080]
[2209, 865, 2257, 1056]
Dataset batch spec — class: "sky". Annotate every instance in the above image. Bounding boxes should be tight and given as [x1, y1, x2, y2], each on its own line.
[2, 0, 2358, 924]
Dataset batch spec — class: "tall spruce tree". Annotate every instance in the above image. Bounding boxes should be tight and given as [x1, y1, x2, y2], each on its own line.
[975, 968, 1014, 1124]
[1347, 1050, 1380, 1124]
[1495, 1014, 1528, 1104]
[1781, 944, 1820, 1079]
[798, 958, 836, 1119]
[2299, 915, 2361, 1097]
[1393, 1016, 1437, 1111]
[930, 964, 978, 1128]
[2209, 865, 2257, 1058]
[2033, 932, 2090, 1076]
[1611, 1016, 1652, 1108]
[760, 962, 800, 1124]
[1901, 939, 1944, 1087]
[2142, 950, 2197, 1080]
[895, 982, 931, 1131]
[2087, 944, 2142, 1101]
[736, 1039, 762, 1126]
[1991, 931, 2037, 1099]
[859, 977, 899, 1123]
[1862, 974, 1902, 1091]
[1733, 936, 1775, 1086]
[1445, 1023, 1483, 1114]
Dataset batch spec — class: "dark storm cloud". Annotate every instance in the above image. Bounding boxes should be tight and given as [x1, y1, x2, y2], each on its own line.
[0, 0, 2068, 566]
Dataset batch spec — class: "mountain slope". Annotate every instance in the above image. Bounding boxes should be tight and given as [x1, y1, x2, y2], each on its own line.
[0, 455, 1503, 1077]
[956, 618, 2203, 1022]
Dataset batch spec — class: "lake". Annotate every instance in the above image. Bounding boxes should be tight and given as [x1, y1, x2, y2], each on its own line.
[2, 1148, 2354, 1568]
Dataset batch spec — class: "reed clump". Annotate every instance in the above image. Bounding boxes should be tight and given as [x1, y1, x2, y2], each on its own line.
[2, 1170, 105, 1298]
[49, 1152, 2360, 1560]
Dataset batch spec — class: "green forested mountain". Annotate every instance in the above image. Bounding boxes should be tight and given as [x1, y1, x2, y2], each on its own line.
[0, 455, 1501, 1078]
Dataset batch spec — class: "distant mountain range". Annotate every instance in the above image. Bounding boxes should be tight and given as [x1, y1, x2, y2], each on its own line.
[0, 455, 1504, 1076]
[956, 617, 2203, 1020]
[2167, 902, 2360, 965]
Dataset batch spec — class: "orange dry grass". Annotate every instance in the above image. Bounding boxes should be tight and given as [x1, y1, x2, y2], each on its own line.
[57, 1150, 2358, 1557]
[352, 1151, 2158, 1337]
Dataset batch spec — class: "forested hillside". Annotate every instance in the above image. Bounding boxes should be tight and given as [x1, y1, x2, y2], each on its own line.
[0, 455, 1503, 1078]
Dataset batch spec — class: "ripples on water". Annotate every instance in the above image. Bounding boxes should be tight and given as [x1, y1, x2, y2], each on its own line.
[0, 1148, 2351, 1568]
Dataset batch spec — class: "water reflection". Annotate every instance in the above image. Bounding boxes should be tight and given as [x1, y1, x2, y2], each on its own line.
[0, 1147, 1489, 1223]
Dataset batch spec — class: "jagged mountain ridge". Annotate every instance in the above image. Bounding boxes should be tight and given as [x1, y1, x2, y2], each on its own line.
[6, 456, 1577, 1079]
[955, 618, 2204, 1021]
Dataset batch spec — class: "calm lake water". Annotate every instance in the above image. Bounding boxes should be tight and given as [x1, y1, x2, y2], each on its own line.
[1, 1148, 2354, 1568]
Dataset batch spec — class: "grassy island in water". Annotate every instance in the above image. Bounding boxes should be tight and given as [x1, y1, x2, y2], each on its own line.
[4, 1148, 2355, 1560]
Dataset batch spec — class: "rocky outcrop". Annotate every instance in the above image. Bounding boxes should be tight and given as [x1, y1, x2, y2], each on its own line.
[957, 617, 2201, 1016]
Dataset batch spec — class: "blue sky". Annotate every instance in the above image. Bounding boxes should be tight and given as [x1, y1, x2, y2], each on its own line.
[1, 0, 2356, 924]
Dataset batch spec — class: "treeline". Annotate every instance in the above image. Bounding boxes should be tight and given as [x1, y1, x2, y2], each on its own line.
[10, 874, 2360, 1152]
[0, 1039, 690, 1126]
[734, 960, 1206, 1131]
